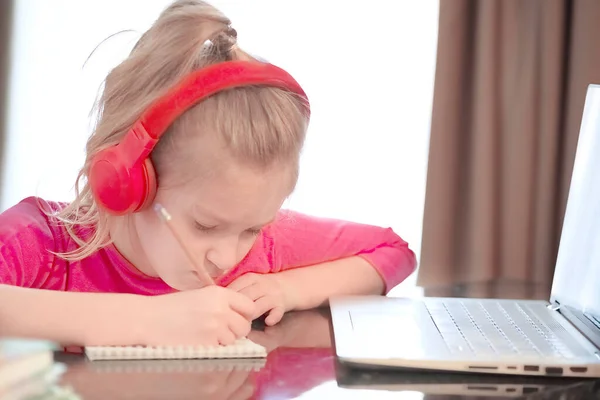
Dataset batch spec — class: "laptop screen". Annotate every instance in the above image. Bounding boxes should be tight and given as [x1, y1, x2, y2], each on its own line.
[550, 84, 600, 319]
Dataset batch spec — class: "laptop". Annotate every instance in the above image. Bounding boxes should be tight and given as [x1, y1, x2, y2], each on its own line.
[330, 83, 600, 378]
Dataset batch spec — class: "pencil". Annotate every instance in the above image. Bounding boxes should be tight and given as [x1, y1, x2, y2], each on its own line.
[153, 203, 215, 286]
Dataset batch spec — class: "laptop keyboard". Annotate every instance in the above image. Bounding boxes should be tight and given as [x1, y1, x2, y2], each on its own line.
[424, 300, 590, 359]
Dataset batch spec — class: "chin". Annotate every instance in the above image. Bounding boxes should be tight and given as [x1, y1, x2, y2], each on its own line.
[175, 282, 206, 291]
[160, 275, 205, 291]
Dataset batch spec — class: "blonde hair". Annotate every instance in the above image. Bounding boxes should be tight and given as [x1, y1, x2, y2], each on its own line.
[53, 0, 309, 260]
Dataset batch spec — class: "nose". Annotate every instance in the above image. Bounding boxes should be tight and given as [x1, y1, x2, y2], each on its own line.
[206, 237, 240, 272]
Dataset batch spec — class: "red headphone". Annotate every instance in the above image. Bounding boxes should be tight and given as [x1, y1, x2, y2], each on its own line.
[88, 60, 310, 215]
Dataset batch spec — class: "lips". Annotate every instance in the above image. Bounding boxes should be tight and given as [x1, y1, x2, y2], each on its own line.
[200, 270, 222, 279]
[189, 268, 224, 282]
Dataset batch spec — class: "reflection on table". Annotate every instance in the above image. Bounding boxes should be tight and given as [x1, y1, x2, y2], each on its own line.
[52, 308, 600, 399]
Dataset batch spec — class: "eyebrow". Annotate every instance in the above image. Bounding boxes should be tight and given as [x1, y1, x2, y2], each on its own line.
[193, 208, 275, 228]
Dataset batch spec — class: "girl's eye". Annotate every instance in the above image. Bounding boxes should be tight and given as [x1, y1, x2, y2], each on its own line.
[194, 222, 215, 232]
[193, 221, 261, 236]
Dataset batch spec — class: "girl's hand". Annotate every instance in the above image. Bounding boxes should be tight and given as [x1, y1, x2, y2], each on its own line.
[227, 273, 299, 326]
[140, 286, 257, 346]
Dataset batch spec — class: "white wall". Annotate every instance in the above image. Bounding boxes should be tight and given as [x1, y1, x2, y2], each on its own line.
[3, 0, 439, 294]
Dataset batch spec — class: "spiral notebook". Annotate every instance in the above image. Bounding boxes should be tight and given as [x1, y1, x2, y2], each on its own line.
[85, 338, 267, 361]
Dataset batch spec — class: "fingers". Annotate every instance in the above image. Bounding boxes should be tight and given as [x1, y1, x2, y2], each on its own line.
[227, 274, 256, 292]
[218, 329, 237, 346]
[226, 274, 285, 324]
[254, 296, 275, 320]
[226, 290, 257, 321]
[238, 283, 265, 301]
[265, 307, 285, 326]
[228, 311, 252, 339]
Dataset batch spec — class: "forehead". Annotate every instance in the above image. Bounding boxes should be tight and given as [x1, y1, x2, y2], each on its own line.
[155, 125, 298, 224]
[168, 161, 294, 226]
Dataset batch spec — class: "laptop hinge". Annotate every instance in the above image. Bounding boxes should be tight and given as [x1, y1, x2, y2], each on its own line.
[554, 303, 600, 351]
[547, 303, 562, 311]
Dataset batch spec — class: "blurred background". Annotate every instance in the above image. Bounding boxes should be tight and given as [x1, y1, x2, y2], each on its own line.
[1, 0, 599, 298]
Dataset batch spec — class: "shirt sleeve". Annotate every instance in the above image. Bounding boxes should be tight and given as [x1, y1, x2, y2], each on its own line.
[0, 197, 58, 288]
[265, 210, 417, 293]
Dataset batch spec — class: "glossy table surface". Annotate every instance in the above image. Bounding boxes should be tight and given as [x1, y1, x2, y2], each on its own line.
[51, 298, 600, 400]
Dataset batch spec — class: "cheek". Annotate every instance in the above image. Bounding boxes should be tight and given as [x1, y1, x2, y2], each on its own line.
[133, 213, 184, 271]
[133, 212, 214, 273]
[237, 235, 259, 263]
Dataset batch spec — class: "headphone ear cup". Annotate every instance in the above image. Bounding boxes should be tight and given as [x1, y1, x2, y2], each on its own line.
[89, 147, 151, 215]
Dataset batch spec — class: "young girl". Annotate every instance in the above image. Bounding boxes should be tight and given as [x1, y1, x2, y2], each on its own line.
[0, 0, 416, 347]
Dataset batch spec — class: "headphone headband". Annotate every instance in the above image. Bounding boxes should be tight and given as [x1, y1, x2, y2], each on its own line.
[142, 60, 310, 140]
[89, 60, 310, 215]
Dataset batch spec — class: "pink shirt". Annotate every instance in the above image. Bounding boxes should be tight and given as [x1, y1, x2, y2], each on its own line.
[0, 197, 416, 295]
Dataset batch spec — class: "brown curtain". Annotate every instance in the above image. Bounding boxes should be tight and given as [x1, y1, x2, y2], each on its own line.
[418, 0, 600, 297]
[0, 0, 14, 205]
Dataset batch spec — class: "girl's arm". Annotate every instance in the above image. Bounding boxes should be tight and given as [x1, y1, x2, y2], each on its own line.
[0, 199, 147, 344]
[0, 284, 257, 347]
[267, 210, 417, 309]
[275, 255, 386, 311]
[270, 210, 416, 285]
[226, 210, 417, 324]
[0, 284, 146, 345]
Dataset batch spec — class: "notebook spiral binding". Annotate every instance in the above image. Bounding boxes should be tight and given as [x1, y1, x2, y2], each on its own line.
[84, 338, 267, 361]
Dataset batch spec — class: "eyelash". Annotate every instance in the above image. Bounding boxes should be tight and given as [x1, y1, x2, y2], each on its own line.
[194, 222, 215, 232]
[194, 222, 262, 236]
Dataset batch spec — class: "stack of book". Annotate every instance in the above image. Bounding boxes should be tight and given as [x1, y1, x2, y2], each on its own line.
[0, 338, 68, 399]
